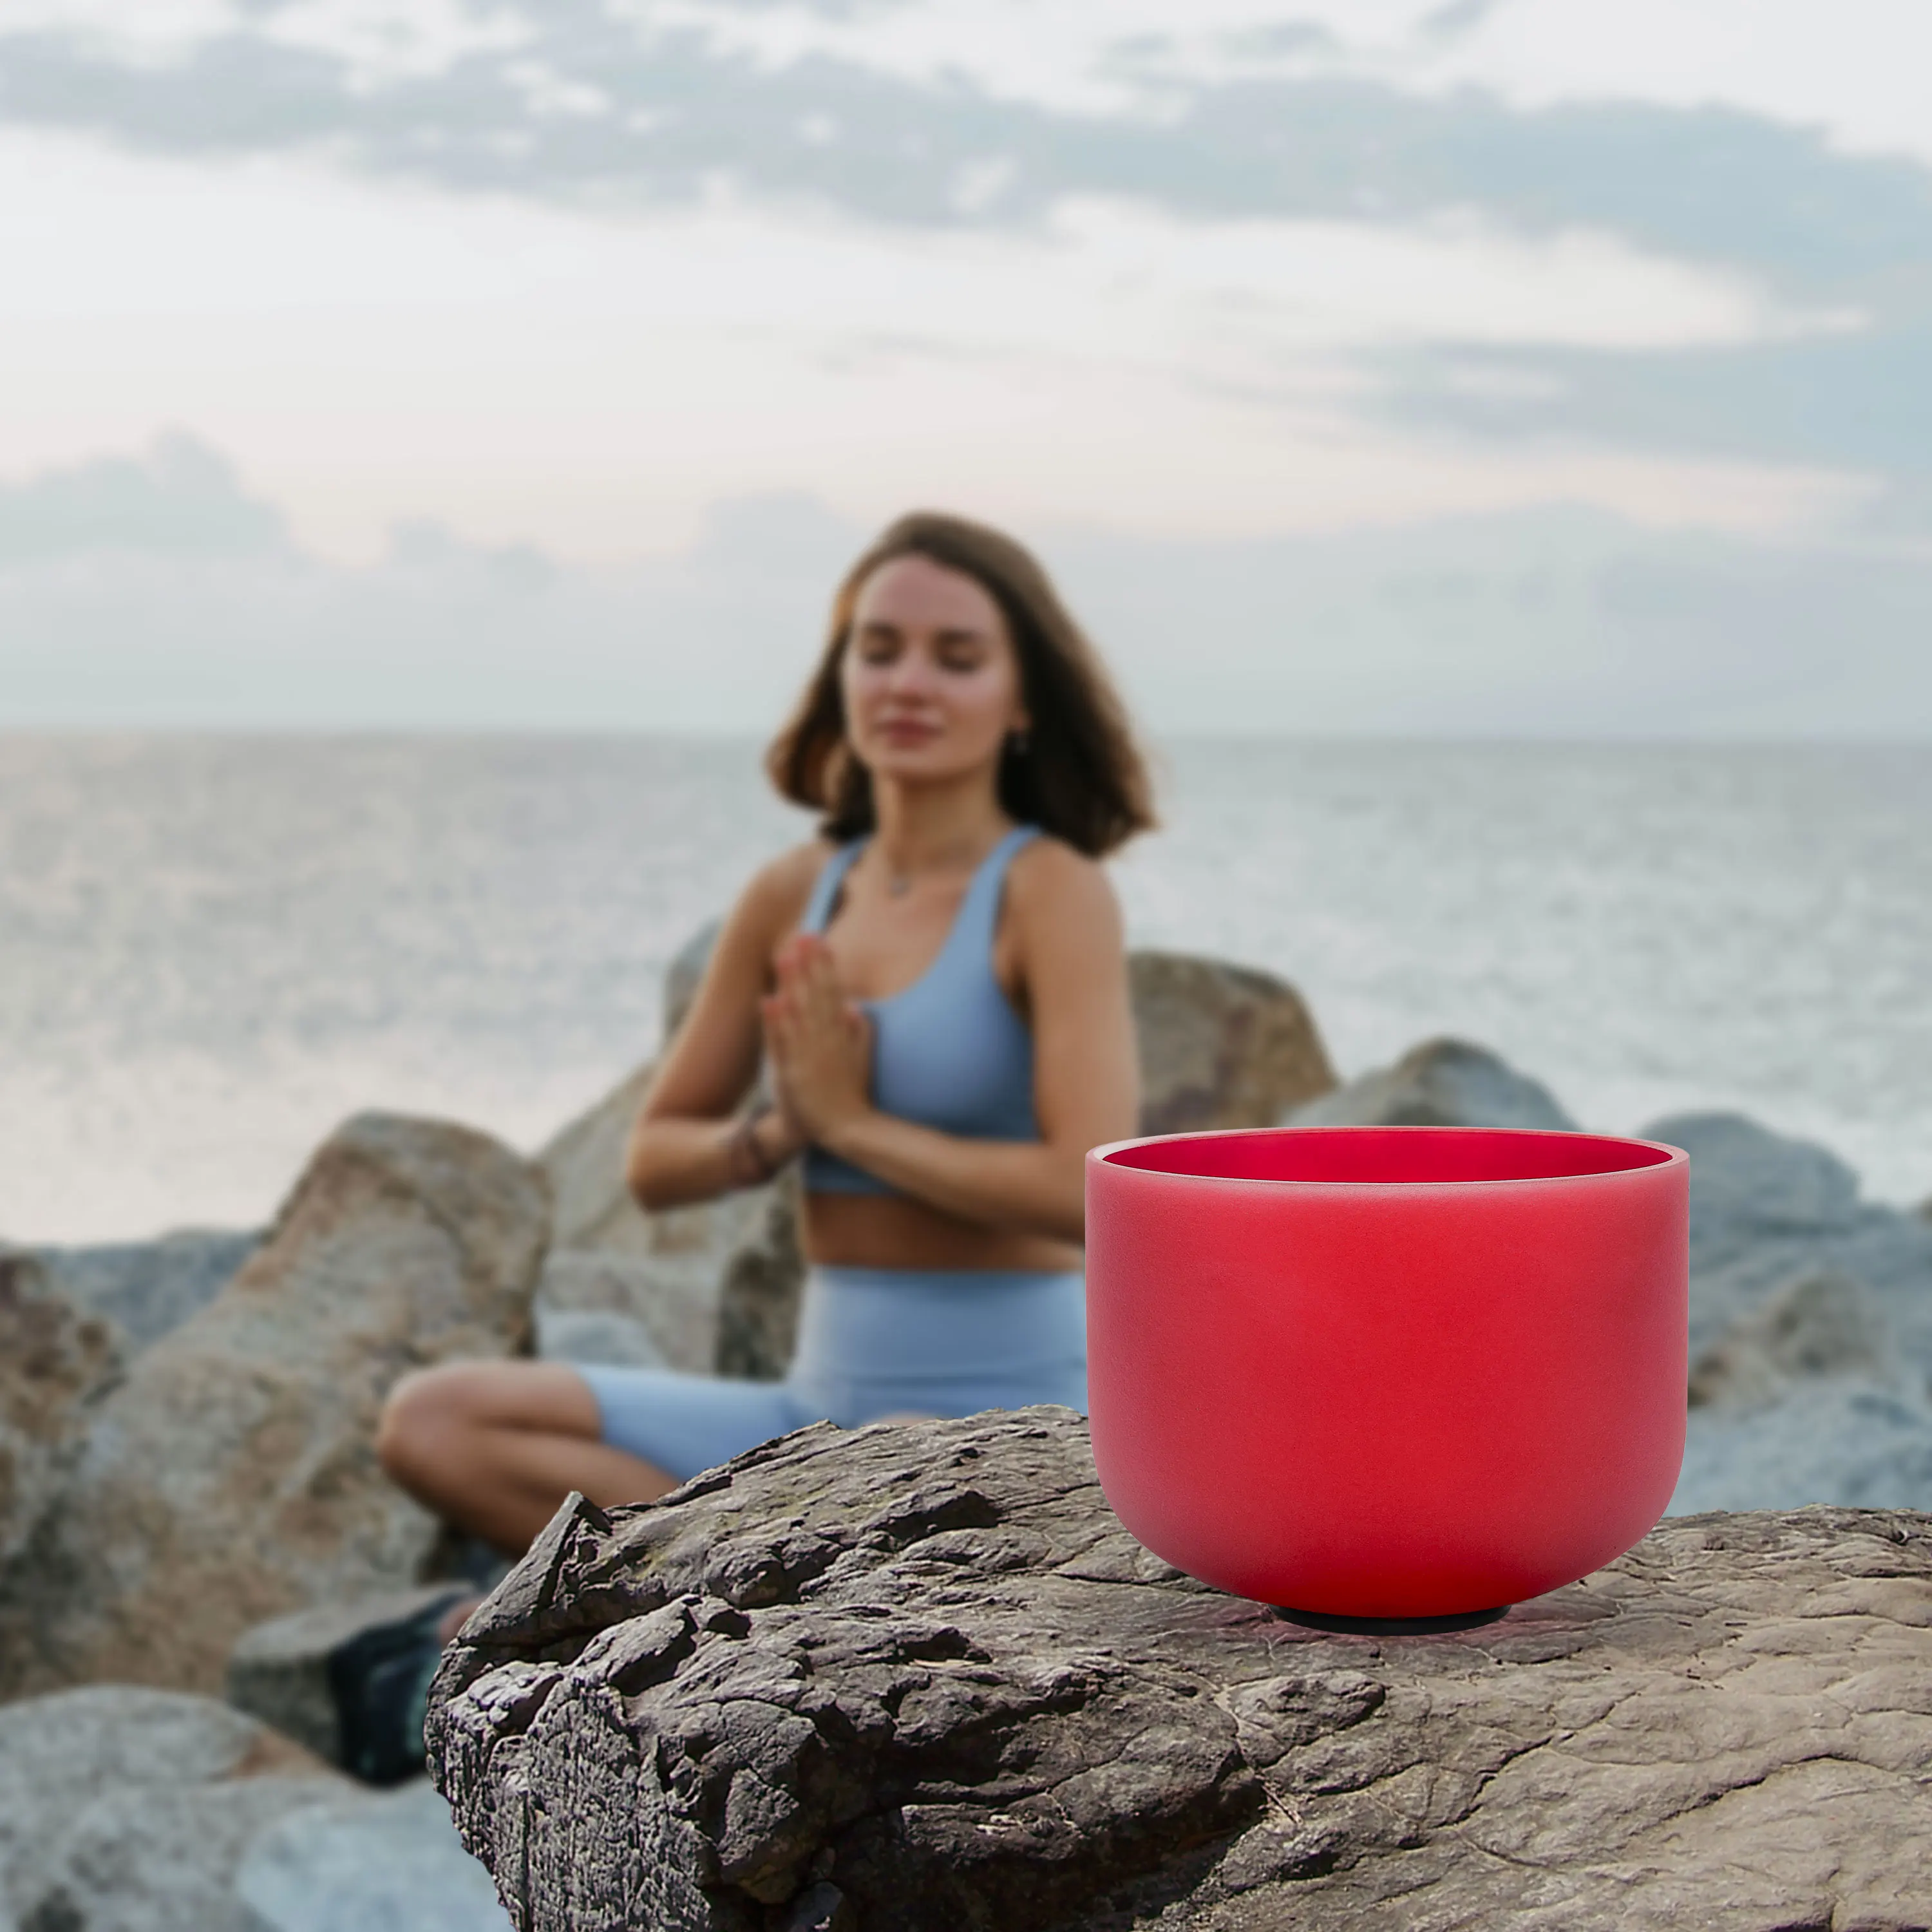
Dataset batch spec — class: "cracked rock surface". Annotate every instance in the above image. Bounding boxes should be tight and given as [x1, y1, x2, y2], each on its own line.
[428, 1408, 1932, 1931]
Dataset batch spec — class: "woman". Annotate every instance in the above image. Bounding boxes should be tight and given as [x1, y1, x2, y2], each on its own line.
[377, 510, 1153, 1565]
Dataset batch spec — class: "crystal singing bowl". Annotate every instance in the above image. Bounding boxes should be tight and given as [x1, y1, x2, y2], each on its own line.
[1085, 1126, 1688, 1632]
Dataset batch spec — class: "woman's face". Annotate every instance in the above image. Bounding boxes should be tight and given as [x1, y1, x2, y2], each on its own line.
[840, 554, 1029, 791]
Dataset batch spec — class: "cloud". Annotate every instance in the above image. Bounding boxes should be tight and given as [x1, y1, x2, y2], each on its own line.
[1380, 320, 1932, 489]
[2, 440, 1926, 736]
[0, 431, 290, 562]
[3, 8, 1928, 306]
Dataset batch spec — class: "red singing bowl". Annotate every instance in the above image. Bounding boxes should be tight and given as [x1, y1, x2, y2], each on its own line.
[1085, 1126, 1688, 1621]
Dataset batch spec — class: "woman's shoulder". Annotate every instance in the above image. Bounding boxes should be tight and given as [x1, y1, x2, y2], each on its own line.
[732, 836, 846, 932]
[1006, 830, 1122, 929]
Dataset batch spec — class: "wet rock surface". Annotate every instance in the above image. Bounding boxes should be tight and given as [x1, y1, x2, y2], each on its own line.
[0, 1113, 549, 1700]
[429, 1408, 1932, 1932]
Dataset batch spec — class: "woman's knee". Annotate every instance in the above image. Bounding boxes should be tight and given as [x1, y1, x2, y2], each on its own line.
[377, 1359, 602, 1486]
[377, 1360, 496, 1486]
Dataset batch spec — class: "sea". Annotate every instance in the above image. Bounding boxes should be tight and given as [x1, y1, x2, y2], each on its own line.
[1, 735, 1926, 1245]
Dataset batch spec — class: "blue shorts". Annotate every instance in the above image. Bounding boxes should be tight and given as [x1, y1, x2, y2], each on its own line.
[571, 1264, 1088, 1483]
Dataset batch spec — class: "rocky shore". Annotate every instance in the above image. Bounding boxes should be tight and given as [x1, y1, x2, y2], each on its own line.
[3, 933, 1929, 1928]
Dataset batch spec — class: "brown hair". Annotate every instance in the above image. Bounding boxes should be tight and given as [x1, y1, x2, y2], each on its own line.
[765, 511, 1156, 856]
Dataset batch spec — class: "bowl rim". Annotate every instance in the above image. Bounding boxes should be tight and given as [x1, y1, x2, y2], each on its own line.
[1088, 1122, 1689, 1188]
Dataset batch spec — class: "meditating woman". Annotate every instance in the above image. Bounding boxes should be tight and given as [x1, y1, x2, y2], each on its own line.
[377, 510, 1155, 1563]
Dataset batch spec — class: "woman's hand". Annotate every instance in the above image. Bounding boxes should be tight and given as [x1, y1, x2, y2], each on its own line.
[761, 934, 874, 1149]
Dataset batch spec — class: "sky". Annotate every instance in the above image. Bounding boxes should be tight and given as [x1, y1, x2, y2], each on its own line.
[1, 0, 1929, 734]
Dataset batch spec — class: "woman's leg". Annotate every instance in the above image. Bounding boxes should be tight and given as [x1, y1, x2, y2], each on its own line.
[377, 1359, 679, 1558]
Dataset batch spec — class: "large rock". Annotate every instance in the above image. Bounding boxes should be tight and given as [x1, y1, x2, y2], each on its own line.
[0, 1113, 549, 1700]
[1128, 951, 1334, 1134]
[1672, 1379, 1932, 1515]
[431, 1410, 1932, 1932]
[0, 1247, 124, 1567]
[1647, 1112, 1932, 1367]
[0, 1684, 507, 1932]
[534, 1247, 720, 1373]
[713, 1171, 806, 1381]
[0, 1684, 345, 1932]
[30, 1226, 262, 1350]
[1285, 1036, 1579, 1132]
[236, 1777, 513, 1932]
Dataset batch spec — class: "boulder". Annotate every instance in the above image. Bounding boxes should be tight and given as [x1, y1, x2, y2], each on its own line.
[30, 1226, 262, 1350]
[0, 1683, 507, 1932]
[1672, 1379, 1932, 1514]
[0, 1246, 123, 1568]
[714, 1171, 807, 1381]
[235, 1777, 513, 1932]
[1688, 1269, 1895, 1412]
[1128, 951, 1334, 1134]
[1285, 1036, 1578, 1132]
[534, 1247, 719, 1373]
[431, 1409, 1932, 1932]
[1646, 1113, 1932, 1367]
[0, 1113, 549, 1700]
[0, 1684, 345, 1932]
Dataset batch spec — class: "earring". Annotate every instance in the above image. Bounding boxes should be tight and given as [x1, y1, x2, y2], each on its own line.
[1006, 728, 1030, 757]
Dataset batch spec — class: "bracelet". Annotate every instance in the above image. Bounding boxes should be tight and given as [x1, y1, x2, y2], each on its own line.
[727, 1107, 779, 1189]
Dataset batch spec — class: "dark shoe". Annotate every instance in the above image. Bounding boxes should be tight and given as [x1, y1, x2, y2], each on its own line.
[326, 1587, 471, 1785]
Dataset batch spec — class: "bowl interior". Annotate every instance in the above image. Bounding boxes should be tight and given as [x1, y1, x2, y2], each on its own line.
[1098, 1127, 1676, 1186]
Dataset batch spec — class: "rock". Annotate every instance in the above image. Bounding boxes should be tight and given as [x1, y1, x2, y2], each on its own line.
[1647, 1113, 1932, 1367]
[0, 1247, 124, 1568]
[714, 1170, 806, 1381]
[0, 1683, 507, 1932]
[534, 1247, 718, 1372]
[1285, 1036, 1580, 1132]
[226, 1584, 475, 1769]
[0, 1113, 549, 1700]
[535, 1305, 668, 1370]
[30, 1226, 262, 1350]
[430, 1410, 1932, 1932]
[235, 1778, 513, 1932]
[663, 918, 721, 1041]
[0, 1684, 346, 1932]
[1672, 1380, 1932, 1515]
[1688, 1269, 1895, 1411]
[1128, 951, 1334, 1134]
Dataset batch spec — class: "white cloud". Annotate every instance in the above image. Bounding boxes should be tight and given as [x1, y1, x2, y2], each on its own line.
[1, 133, 1862, 563]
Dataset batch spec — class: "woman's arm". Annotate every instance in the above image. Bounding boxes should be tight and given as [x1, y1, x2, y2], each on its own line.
[623, 848, 822, 1209]
[764, 841, 1139, 1244]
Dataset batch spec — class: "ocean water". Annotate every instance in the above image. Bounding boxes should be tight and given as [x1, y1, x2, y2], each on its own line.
[1, 735, 1926, 1244]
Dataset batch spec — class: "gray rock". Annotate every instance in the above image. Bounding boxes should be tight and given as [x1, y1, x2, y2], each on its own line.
[0, 1113, 549, 1700]
[534, 1305, 668, 1370]
[1647, 1112, 1932, 1367]
[663, 918, 721, 1042]
[713, 1170, 806, 1381]
[1672, 1380, 1932, 1514]
[535, 1247, 718, 1372]
[234, 1779, 511, 1932]
[1285, 1036, 1580, 1132]
[0, 1685, 345, 1932]
[1128, 950, 1335, 1135]
[30, 1227, 261, 1350]
[430, 1410, 1932, 1932]
[226, 1584, 474, 1768]
[1688, 1269, 1896, 1412]
[0, 1247, 124, 1567]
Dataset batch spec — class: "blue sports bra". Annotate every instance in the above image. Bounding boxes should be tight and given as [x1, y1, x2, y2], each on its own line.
[800, 824, 1041, 1195]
